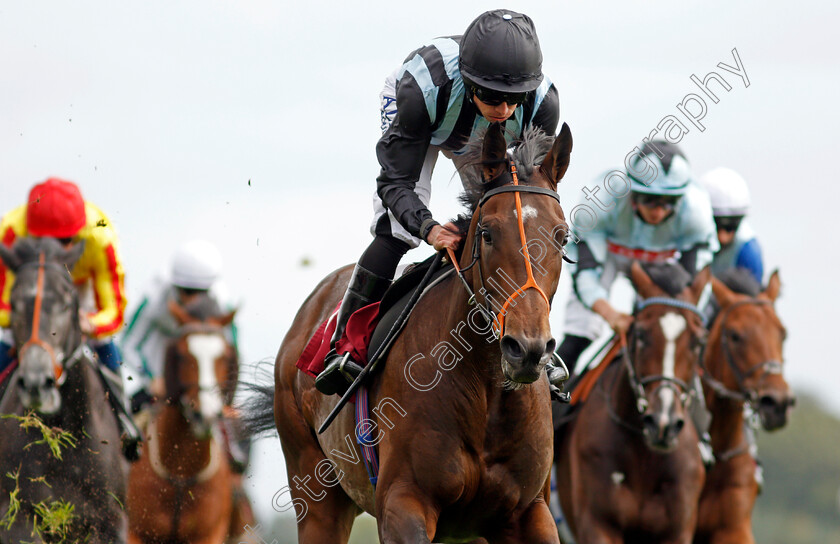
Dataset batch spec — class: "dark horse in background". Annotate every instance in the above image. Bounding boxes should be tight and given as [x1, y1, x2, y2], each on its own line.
[127, 294, 243, 544]
[0, 238, 127, 543]
[247, 123, 573, 543]
[555, 262, 710, 544]
[694, 270, 795, 544]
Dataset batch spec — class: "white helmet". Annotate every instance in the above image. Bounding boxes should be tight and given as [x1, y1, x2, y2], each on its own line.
[699, 167, 751, 216]
[171, 239, 223, 290]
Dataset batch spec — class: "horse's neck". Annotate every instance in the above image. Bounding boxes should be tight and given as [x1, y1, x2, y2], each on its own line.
[155, 406, 214, 478]
[607, 360, 642, 425]
[704, 344, 747, 451]
[59, 361, 105, 432]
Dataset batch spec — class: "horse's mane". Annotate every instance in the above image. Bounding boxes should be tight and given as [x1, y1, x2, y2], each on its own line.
[641, 262, 692, 297]
[452, 126, 556, 238]
[716, 267, 762, 296]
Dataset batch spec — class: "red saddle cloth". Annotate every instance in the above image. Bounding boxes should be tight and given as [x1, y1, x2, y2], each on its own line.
[0, 359, 18, 388]
[295, 302, 381, 378]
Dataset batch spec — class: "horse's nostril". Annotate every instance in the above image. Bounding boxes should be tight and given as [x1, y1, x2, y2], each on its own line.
[17, 376, 25, 389]
[500, 336, 524, 362]
[642, 414, 657, 431]
[545, 338, 556, 355]
[44, 377, 56, 389]
[759, 395, 778, 410]
[672, 418, 685, 436]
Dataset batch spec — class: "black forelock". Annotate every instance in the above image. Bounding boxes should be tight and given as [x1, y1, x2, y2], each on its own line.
[641, 261, 692, 297]
[11, 237, 67, 264]
[182, 292, 224, 321]
[716, 267, 762, 297]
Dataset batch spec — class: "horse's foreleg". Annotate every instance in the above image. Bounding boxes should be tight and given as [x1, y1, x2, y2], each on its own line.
[377, 487, 438, 544]
[487, 499, 560, 544]
[574, 514, 623, 544]
[705, 525, 755, 544]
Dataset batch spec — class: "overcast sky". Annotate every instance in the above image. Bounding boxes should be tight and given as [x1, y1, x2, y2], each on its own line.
[2, 0, 838, 525]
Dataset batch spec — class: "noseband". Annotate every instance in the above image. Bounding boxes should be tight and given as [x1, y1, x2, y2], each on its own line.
[700, 298, 782, 406]
[16, 253, 87, 387]
[448, 160, 565, 338]
[620, 297, 706, 415]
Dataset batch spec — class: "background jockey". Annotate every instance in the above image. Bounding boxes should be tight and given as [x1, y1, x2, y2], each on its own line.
[557, 140, 718, 371]
[120, 239, 249, 469]
[0, 177, 141, 460]
[699, 167, 763, 284]
[316, 9, 566, 395]
[557, 140, 718, 463]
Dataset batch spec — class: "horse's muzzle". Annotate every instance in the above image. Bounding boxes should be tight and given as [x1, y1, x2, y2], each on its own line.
[642, 411, 685, 453]
[500, 335, 556, 383]
[757, 390, 796, 431]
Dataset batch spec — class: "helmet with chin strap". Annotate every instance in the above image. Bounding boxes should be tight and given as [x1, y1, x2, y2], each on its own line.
[459, 9, 544, 94]
[699, 167, 751, 217]
[26, 178, 87, 238]
[171, 240, 223, 290]
[628, 140, 692, 197]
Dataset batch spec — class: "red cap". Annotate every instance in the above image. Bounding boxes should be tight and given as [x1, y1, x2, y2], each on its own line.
[26, 178, 86, 238]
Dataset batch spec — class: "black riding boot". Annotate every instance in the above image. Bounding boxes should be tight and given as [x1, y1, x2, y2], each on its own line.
[98, 366, 143, 462]
[556, 334, 593, 377]
[315, 265, 391, 396]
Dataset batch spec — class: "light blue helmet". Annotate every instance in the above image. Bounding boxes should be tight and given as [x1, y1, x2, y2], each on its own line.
[627, 140, 691, 196]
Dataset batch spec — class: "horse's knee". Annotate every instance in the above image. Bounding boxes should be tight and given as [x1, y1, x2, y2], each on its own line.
[377, 494, 437, 543]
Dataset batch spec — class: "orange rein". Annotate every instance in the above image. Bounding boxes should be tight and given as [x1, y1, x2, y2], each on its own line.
[447, 163, 552, 338]
[17, 253, 62, 383]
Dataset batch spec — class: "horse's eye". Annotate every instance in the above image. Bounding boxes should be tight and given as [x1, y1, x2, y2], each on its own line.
[557, 230, 571, 248]
[481, 229, 493, 245]
[728, 330, 742, 344]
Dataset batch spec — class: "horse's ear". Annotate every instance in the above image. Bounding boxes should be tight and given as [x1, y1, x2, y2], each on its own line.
[0, 243, 20, 272]
[689, 265, 712, 304]
[629, 261, 659, 298]
[711, 275, 737, 308]
[481, 123, 507, 182]
[762, 269, 781, 302]
[540, 123, 573, 188]
[168, 297, 192, 325]
[213, 308, 237, 328]
[60, 240, 85, 269]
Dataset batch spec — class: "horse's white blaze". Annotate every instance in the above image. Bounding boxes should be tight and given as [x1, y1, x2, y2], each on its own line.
[657, 312, 686, 425]
[186, 334, 225, 419]
[514, 205, 538, 222]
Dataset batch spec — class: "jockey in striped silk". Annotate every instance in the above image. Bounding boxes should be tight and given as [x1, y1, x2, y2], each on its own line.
[316, 9, 567, 395]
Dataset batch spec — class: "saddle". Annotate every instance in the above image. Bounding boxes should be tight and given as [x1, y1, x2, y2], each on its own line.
[552, 338, 622, 431]
[296, 255, 452, 380]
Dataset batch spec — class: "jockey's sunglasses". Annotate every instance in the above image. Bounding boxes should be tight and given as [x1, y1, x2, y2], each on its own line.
[633, 193, 681, 211]
[714, 215, 743, 232]
[470, 85, 527, 106]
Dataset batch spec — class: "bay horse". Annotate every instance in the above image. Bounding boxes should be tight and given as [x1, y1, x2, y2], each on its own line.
[0, 237, 128, 543]
[555, 261, 710, 544]
[126, 294, 241, 544]
[247, 123, 573, 543]
[694, 269, 795, 544]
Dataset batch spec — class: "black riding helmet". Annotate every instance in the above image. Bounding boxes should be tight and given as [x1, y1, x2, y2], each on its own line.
[459, 9, 544, 93]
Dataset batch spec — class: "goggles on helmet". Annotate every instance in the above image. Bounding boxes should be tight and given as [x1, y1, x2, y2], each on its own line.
[714, 215, 743, 233]
[632, 192, 682, 212]
[470, 85, 527, 106]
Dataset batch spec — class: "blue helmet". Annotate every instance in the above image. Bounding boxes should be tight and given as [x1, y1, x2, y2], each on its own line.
[627, 140, 691, 197]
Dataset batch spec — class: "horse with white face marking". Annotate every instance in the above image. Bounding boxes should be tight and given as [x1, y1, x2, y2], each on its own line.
[126, 294, 241, 544]
[555, 262, 710, 544]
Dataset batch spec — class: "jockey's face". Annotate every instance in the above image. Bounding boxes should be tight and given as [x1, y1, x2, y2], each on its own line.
[473, 95, 518, 123]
